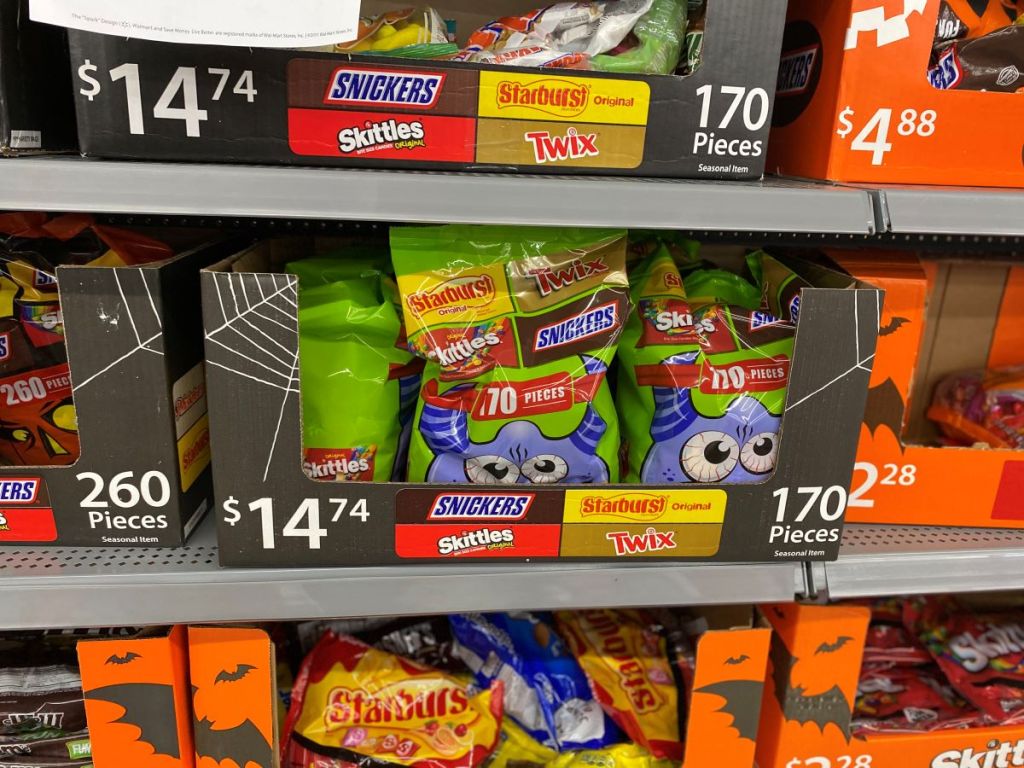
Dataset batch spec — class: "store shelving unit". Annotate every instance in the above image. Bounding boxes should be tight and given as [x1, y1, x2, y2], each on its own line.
[0, 157, 880, 233]
[877, 184, 1024, 237]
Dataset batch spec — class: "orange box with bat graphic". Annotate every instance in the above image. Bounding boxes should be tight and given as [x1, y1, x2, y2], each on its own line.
[188, 626, 277, 768]
[757, 602, 1024, 768]
[77, 625, 195, 768]
[831, 252, 1024, 528]
[770, 0, 1024, 187]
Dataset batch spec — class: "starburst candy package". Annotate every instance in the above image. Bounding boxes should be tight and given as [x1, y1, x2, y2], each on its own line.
[390, 225, 630, 485]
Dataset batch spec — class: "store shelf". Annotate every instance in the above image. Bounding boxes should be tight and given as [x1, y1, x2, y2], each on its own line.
[0, 516, 803, 629]
[0, 156, 879, 233]
[876, 185, 1024, 237]
[820, 524, 1024, 599]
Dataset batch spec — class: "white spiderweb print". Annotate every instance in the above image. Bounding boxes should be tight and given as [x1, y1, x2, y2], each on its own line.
[204, 272, 299, 481]
[73, 268, 165, 391]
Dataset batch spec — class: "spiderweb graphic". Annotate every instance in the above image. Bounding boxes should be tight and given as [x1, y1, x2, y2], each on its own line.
[72, 268, 165, 391]
[204, 272, 300, 481]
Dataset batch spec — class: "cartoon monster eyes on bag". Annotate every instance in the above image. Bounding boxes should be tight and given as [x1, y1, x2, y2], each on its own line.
[641, 379, 781, 484]
[420, 358, 611, 485]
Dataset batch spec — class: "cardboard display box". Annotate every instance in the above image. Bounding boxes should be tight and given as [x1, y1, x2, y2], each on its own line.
[201, 239, 880, 567]
[834, 251, 1024, 528]
[0, 238, 241, 546]
[770, 0, 1024, 187]
[78, 625, 195, 768]
[756, 602, 1024, 768]
[0, 0, 77, 155]
[65, 0, 786, 180]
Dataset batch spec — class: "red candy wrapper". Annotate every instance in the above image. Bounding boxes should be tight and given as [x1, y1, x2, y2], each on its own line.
[862, 599, 931, 666]
[928, 367, 1024, 449]
[908, 597, 1024, 724]
[854, 664, 980, 734]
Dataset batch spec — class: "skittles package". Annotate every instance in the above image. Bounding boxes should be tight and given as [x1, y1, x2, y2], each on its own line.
[555, 610, 683, 761]
[391, 225, 629, 485]
[288, 254, 421, 482]
[853, 664, 979, 734]
[0, 213, 172, 467]
[616, 247, 796, 484]
[449, 612, 620, 751]
[283, 632, 503, 768]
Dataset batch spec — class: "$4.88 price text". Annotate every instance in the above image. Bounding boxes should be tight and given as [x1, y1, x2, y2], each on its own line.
[223, 496, 368, 550]
[835, 106, 937, 165]
[77, 60, 257, 137]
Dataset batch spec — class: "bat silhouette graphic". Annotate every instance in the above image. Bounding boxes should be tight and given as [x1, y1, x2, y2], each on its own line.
[816, 637, 854, 654]
[878, 316, 910, 337]
[215, 665, 255, 684]
[193, 714, 272, 768]
[105, 652, 141, 665]
[726, 655, 750, 665]
[85, 683, 180, 758]
[694, 680, 764, 741]
[770, 633, 852, 738]
[863, 377, 905, 441]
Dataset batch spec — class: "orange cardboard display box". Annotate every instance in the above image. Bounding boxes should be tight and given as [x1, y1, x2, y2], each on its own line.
[770, 0, 1024, 187]
[833, 251, 1024, 527]
[77, 625, 195, 768]
[756, 602, 1024, 768]
[188, 627, 277, 768]
[679, 612, 772, 768]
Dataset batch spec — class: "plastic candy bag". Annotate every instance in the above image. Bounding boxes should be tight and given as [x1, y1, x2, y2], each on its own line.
[391, 225, 629, 485]
[928, 367, 1024, 449]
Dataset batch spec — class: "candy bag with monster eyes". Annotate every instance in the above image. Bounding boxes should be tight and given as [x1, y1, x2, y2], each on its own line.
[616, 247, 795, 484]
[391, 225, 629, 485]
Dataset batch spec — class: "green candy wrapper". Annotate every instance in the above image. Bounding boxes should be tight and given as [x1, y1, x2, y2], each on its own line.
[391, 225, 630, 485]
[289, 255, 420, 482]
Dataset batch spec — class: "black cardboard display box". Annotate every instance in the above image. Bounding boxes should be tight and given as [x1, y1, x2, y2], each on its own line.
[0, 239, 241, 546]
[201, 241, 882, 567]
[65, 0, 786, 179]
[0, 0, 76, 154]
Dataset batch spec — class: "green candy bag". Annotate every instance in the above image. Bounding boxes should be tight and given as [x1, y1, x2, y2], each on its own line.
[617, 247, 796, 484]
[390, 225, 630, 485]
[289, 256, 420, 482]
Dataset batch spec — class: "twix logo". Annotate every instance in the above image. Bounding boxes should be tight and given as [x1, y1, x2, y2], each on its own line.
[525, 127, 599, 164]
[529, 257, 608, 297]
[407, 275, 495, 318]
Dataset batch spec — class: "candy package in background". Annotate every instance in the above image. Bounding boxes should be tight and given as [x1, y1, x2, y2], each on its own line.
[928, 0, 1024, 91]
[555, 610, 683, 761]
[457, 0, 688, 74]
[861, 598, 932, 667]
[0, 213, 172, 467]
[853, 664, 980, 734]
[927, 367, 1024, 449]
[907, 597, 1024, 724]
[547, 743, 673, 768]
[616, 245, 795, 484]
[0, 665, 87, 739]
[449, 612, 621, 751]
[391, 225, 630, 485]
[283, 632, 503, 768]
[484, 719, 557, 768]
[288, 253, 422, 482]
[335, 6, 458, 58]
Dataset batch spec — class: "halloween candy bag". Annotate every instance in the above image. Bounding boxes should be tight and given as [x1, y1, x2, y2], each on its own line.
[482, 720, 556, 768]
[927, 367, 1024, 449]
[0, 213, 172, 467]
[616, 247, 795, 484]
[449, 612, 620, 751]
[288, 256, 421, 482]
[391, 225, 629, 485]
[555, 610, 683, 761]
[547, 743, 674, 768]
[908, 597, 1024, 724]
[283, 632, 503, 768]
[862, 599, 932, 667]
[853, 664, 979, 734]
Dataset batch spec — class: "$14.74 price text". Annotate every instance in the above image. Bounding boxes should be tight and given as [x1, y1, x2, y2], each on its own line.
[223, 496, 368, 550]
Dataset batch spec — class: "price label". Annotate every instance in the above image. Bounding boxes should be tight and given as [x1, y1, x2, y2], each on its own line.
[847, 461, 918, 508]
[222, 496, 369, 550]
[77, 60, 258, 138]
[835, 106, 937, 165]
[786, 756, 873, 768]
